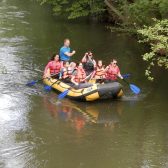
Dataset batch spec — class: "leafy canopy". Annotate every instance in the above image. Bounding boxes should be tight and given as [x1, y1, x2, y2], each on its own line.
[38, 0, 168, 24]
[38, 0, 105, 19]
[137, 19, 168, 81]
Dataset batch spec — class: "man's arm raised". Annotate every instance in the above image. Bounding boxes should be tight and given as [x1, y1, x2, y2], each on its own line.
[65, 50, 76, 57]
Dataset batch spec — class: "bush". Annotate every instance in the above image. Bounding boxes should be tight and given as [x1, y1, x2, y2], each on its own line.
[137, 19, 168, 81]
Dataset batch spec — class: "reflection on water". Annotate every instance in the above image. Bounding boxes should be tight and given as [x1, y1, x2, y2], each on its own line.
[43, 92, 149, 132]
[43, 94, 124, 131]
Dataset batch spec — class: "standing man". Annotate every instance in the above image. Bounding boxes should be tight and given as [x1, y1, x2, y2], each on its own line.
[59, 39, 76, 62]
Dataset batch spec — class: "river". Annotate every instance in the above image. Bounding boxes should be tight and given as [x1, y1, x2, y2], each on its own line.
[0, 0, 168, 168]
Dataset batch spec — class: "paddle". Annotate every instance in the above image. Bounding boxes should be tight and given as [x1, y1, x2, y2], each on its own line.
[57, 71, 95, 100]
[44, 80, 59, 91]
[83, 71, 95, 81]
[57, 88, 70, 100]
[26, 73, 58, 87]
[26, 79, 40, 87]
[122, 79, 140, 94]
[122, 73, 131, 79]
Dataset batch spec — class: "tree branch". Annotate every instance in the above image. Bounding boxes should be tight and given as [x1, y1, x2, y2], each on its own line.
[104, 0, 125, 22]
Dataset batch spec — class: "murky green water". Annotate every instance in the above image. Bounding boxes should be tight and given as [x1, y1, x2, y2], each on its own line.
[0, 0, 168, 168]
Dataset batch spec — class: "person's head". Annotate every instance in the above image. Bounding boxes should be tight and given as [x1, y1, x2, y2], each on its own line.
[67, 66, 72, 75]
[77, 62, 83, 70]
[98, 60, 103, 67]
[50, 53, 60, 61]
[64, 38, 70, 47]
[63, 61, 70, 67]
[87, 51, 93, 58]
[111, 59, 117, 67]
[69, 62, 77, 69]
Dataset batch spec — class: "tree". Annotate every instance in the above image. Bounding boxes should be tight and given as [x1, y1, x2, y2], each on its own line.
[38, 0, 168, 25]
[38, 0, 105, 19]
[137, 19, 168, 81]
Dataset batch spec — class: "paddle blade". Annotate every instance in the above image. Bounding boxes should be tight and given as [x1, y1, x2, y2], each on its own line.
[44, 85, 52, 91]
[26, 80, 37, 87]
[57, 89, 69, 100]
[122, 74, 131, 79]
[130, 84, 141, 94]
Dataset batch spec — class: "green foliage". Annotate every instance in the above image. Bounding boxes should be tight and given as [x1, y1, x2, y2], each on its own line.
[137, 19, 168, 81]
[38, 0, 69, 14]
[128, 0, 154, 25]
[38, 0, 105, 19]
[113, 0, 168, 27]
[38, 0, 168, 25]
[67, 0, 105, 19]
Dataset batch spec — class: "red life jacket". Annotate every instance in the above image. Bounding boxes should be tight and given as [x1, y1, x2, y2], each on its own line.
[74, 68, 86, 83]
[106, 65, 120, 80]
[49, 61, 61, 74]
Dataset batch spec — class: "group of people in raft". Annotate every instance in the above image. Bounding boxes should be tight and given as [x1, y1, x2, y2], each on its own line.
[44, 39, 123, 87]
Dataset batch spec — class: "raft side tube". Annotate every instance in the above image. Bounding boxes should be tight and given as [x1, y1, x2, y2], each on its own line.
[43, 78, 123, 101]
[97, 82, 123, 99]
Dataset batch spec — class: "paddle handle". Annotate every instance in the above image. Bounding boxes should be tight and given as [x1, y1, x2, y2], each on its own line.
[42, 73, 61, 82]
[122, 78, 130, 85]
[84, 71, 95, 81]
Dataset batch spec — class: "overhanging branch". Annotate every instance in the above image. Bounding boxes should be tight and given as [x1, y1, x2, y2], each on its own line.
[104, 0, 125, 22]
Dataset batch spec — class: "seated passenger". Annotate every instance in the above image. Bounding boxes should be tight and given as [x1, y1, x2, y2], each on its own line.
[61, 62, 77, 83]
[59, 61, 70, 78]
[44, 54, 62, 78]
[69, 62, 77, 74]
[71, 63, 86, 86]
[92, 60, 106, 83]
[81, 51, 96, 76]
[62, 61, 69, 69]
[61, 67, 70, 83]
[105, 59, 123, 82]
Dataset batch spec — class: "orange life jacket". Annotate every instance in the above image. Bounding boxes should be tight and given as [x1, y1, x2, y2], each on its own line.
[74, 68, 86, 83]
[94, 66, 105, 79]
[106, 65, 120, 80]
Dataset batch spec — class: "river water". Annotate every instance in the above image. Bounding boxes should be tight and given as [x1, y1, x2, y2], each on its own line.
[0, 0, 168, 168]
